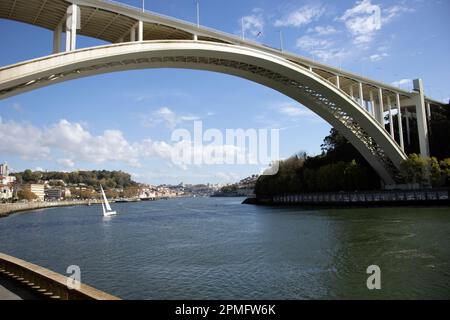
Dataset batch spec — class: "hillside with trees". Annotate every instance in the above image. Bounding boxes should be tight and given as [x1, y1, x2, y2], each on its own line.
[255, 128, 381, 197]
[255, 102, 450, 198]
[12, 170, 137, 189]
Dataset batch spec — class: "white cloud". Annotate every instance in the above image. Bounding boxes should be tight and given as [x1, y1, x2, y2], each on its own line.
[10, 103, 23, 113]
[57, 158, 75, 168]
[278, 104, 314, 118]
[241, 8, 264, 38]
[0, 118, 250, 170]
[0, 117, 50, 159]
[296, 35, 350, 62]
[382, 4, 415, 24]
[391, 78, 412, 89]
[296, 35, 334, 51]
[339, 0, 382, 45]
[142, 107, 200, 129]
[307, 25, 338, 36]
[368, 52, 388, 61]
[274, 5, 325, 27]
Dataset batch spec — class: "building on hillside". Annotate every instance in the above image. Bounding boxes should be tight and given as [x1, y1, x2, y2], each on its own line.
[0, 162, 9, 176]
[0, 185, 13, 200]
[23, 184, 45, 201]
[63, 188, 71, 198]
[45, 187, 63, 201]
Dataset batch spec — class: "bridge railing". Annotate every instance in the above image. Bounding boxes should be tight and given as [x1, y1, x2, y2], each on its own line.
[0, 252, 120, 300]
[272, 189, 450, 205]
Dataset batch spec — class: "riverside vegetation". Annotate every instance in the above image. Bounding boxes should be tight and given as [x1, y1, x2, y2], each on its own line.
[255, 103, 450, 197]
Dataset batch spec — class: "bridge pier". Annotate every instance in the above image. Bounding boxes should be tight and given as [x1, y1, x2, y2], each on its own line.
[377, 88, 384, 126]
[52, 23, 62, 54]
[396, 93, 405, 152]
[65, 4, 78, 51]
[412, 79, 430, 157]
[369, 90, 375, 118]
[138, 21, 144, 41]
[387, 96, 394, 138]
[358, 82, 364, 107]
[130, 25, 136, 41]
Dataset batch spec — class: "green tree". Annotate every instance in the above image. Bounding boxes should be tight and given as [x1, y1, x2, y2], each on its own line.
[428, 157, 442, 187]
[17, 189, 38, 201]
[440, 158, 450, 186]
[400, 154, 427, 185]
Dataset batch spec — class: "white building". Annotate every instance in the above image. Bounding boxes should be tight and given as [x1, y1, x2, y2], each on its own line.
[0, 175, 16, 185]
[0, 162, 9, 176]
[23, 184, 45, 201]
[0, 185, 13, 200]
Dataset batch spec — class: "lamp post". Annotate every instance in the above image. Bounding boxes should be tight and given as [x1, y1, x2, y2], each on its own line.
[196, 0, 200, 28]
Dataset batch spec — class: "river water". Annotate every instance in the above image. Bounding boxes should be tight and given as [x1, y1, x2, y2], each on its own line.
[0, 197, 449, 299]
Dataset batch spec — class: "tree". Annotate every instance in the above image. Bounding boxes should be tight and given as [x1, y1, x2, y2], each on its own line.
[428, 157, 442, 187]
[17, 189, 38, 201]
[440, 158, 450, 186]
[400, 154, 427, 185]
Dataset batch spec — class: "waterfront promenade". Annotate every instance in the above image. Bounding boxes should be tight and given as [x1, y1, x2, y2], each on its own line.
[0, 200, 101, 218]
[0, 252, 120, 300]
[245, 189, 450, 206]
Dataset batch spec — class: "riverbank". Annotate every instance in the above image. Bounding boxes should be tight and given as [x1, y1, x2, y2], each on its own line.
[0, 200, 101, 218]
[243, 189, 450, 207]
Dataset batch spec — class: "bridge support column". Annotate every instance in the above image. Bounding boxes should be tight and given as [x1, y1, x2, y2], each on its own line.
[138, 21, 144, 41]
[369, 91, 375, 118]
[349, 85, 354, 101]
[130, 26, 136, 42]
[396, 93, 405, 152]
[412, 79, 430, 157]
[193, 34, 198, 41]
[53, 23, 62, 54]
[335, 75, 340, 89]
[405, 111, 411, 146]
[358, 82, 364, 107]
[65, 4, 79, 51]
[378, 88, 384, 126]
[387, 95, 394, 138]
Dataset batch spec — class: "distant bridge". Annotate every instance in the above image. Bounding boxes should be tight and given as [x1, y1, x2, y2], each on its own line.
[0, 0, 445, 186]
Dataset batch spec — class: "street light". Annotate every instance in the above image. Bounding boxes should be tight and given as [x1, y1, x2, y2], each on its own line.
[196, 0, 200, 28]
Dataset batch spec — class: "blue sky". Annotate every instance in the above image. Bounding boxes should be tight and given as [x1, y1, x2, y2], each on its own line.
[0, 0, 449, 185]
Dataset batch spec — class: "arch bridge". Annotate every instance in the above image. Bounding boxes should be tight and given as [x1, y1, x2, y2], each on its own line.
[0, 0, 445, 186]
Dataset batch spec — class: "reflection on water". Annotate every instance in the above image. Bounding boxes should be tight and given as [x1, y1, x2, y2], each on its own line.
[0, 197, 449, 299]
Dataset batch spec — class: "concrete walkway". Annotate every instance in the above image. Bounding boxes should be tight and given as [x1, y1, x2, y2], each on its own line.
[0, 284, 22, 300]
[0, 276, 40, 300]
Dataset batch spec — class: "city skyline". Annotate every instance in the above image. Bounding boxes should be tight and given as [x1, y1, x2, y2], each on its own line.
[0, 0, 449, 185]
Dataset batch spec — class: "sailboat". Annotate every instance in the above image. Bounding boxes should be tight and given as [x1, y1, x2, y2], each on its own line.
[100, 185, 117, 217]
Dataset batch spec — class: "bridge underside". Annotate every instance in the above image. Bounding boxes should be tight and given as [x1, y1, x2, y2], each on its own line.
[0, 0, 443, 187]
[0, 41, 407, 185]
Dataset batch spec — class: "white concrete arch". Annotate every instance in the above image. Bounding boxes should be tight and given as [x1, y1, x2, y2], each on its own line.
[0, 41, 407, 185]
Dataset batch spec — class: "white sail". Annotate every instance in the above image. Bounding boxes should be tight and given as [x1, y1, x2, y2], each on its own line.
[101, 185, 112, 211]
[100, 185, 117, 216]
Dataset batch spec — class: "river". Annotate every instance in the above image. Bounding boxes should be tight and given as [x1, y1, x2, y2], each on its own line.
[0, 197, 449, 299]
